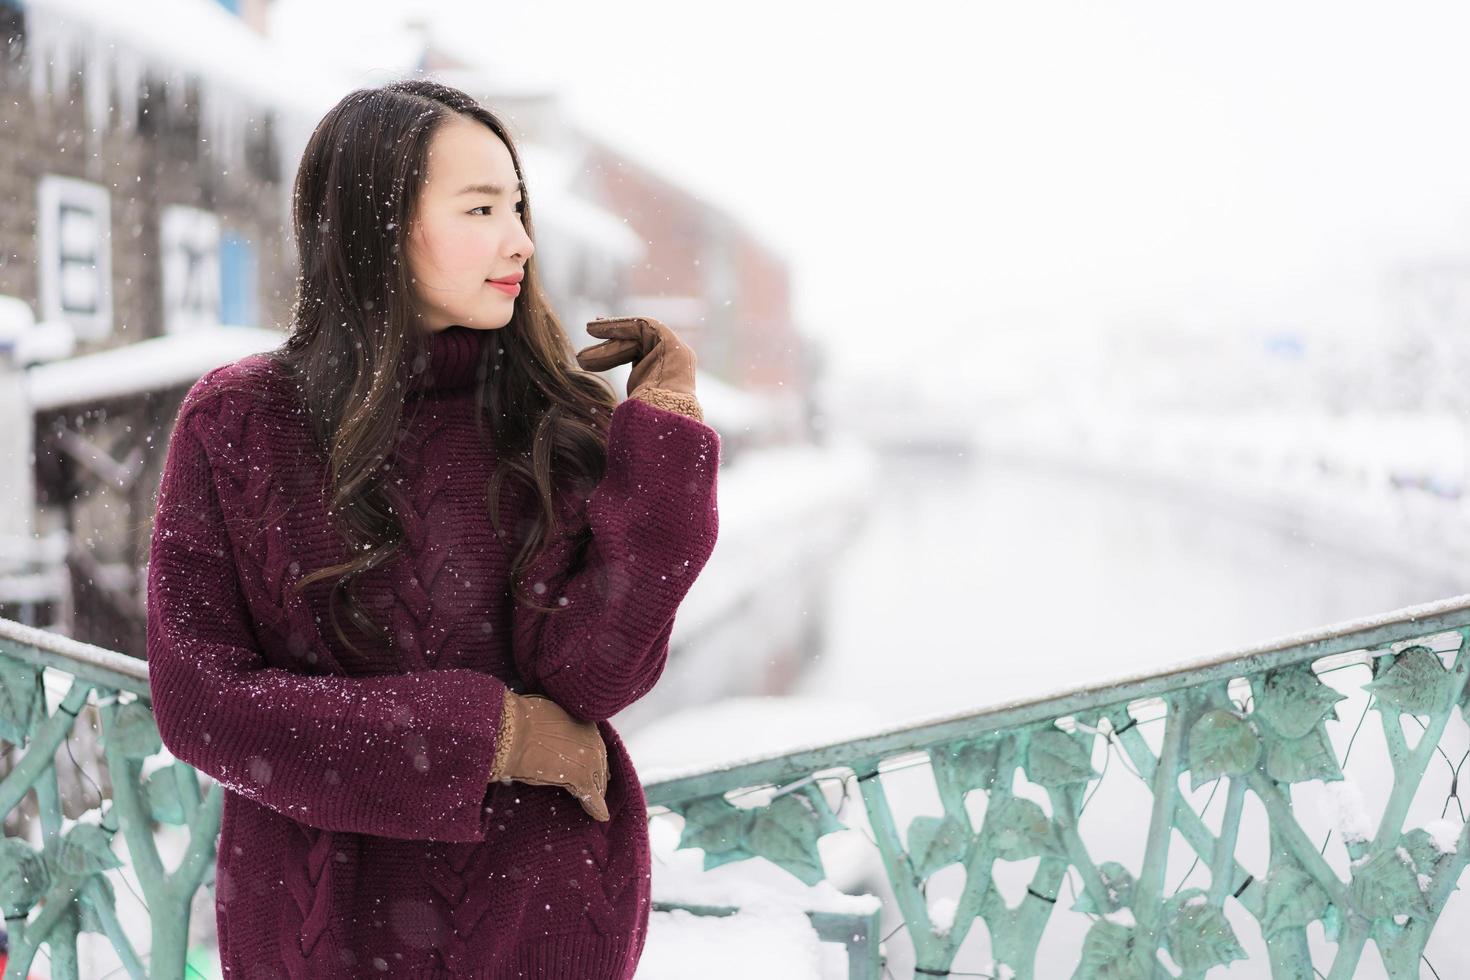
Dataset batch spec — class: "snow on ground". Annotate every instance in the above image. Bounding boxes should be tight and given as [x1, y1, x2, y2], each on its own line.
[637, 817, 879, 980]
[627, 696, 888, 976]
[633, 904, 844, 980]
[644, 810, 882, 915]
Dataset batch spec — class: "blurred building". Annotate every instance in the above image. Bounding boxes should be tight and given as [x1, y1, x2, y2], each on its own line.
[0, 0, 341, 648]
[0, 0, 821, 650]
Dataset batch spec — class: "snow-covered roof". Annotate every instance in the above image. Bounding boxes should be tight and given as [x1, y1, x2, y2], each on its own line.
[19, 321, 758, 420]
[16, 0, 351, 169]
[22, 324, 285, 411]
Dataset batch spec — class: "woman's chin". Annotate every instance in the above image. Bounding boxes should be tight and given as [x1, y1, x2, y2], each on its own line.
[450, 315, 511, 331]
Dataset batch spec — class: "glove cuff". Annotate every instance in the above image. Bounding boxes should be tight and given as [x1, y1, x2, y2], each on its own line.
[489, 688, 518, 783]
[629, 386, 704, 422]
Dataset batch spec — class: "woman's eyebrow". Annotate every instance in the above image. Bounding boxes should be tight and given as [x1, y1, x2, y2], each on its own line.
[456, 182, 522, 197]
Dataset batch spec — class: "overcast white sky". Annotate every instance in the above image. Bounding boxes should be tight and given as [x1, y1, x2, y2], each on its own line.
[273, 0, 1470, 384]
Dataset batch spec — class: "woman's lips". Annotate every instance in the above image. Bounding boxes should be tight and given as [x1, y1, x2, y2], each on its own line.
[487, 280, 521, 296]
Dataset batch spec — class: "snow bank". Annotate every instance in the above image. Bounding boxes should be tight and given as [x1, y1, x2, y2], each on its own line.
[633, 904, 839, 980]
[639, 813, 881, 979]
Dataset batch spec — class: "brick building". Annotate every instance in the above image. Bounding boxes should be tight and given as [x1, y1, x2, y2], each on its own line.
[0, 0, 817, 650]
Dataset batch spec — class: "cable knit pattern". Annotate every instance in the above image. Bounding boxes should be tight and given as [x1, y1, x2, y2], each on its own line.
[145, 324, 721, 979]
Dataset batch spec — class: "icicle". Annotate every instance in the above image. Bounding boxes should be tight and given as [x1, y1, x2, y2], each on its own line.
[114, 47, 143, 138]
[21, 2, 280, 173]
[81, 27, 109, 145]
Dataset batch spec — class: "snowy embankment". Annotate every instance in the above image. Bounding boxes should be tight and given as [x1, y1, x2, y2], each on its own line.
[629, 696, 890, 980]
[977, 407, 1470, 581]
[671, 430, 881, 647]
[635, 809, 884, 980]
[625, 430, 880, 715]
[623, 434, 893, 978]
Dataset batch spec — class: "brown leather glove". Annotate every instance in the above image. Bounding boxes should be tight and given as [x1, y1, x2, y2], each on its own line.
[575, 316, 705, 422]
[489, 690, 610, 821]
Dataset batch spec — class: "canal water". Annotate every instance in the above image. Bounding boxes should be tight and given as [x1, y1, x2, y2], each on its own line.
[789, 453, 1470, 978]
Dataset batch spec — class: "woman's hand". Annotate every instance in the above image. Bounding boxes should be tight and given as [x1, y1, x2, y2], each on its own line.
[575, 316, 704, 422]
[490, 690, 611, 821]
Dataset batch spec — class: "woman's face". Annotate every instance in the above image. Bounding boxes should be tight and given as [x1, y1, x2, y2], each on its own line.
[405, 115, 535, 333]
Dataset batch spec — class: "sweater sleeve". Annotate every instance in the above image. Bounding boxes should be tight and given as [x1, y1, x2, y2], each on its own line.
[146, 401, 510, 843]
[510, 396, 720, 723]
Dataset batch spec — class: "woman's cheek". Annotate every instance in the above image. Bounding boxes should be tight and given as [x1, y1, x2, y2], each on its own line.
[447, 228, 493, 276]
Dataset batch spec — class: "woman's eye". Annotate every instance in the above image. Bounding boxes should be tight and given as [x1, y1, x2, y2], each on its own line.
[469, 202, 526, 216]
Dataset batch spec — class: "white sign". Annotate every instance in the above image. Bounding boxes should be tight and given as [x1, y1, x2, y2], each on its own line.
[160, 205, 222, 335]
[36, 175, 113, 341]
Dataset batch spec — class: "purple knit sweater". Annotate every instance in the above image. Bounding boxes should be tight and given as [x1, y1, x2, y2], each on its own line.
[145, 324, 720, 979]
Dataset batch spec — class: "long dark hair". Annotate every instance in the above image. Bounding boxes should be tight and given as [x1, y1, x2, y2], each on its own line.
[259, 78, 615, 659]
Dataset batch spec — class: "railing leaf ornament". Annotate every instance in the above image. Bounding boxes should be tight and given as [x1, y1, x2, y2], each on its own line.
[1253, 664, 1348, 784]
[1350, 849, 1428, 919]
[1068, 861, 1134, 916]
[0, 659, 44, 745]
[52, 823, 123, 877]
[1162, 888, 1247, 973]
[985, 797, 1064, 863]
[1401, 827, 1454, 881]
[931, 737, 1002, 794]
[671, 782, 849, 886]
[743, 794, 829, 887]
[1075, 919, 1154, 979]
[1254, 662, 1347, 737]
[1185, 709, 1258, 789]
[141, 762, 193, 825]
[672, 796, 757, 869]
[0, 837, 47, 914]
[1260, 863, 1328, 938]
[108, 700, 164, 759]
[906, 813, 968, 879]
[1365, 645, 1453, 714]
[1026, 729, 1099, 788]
[1259, 718, 1343, 784]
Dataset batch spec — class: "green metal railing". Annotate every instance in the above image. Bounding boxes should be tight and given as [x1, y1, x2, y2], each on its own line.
[0, 618, 218, 980]
[641, 595, 1470, 978]
[1, 592, 1469, 978]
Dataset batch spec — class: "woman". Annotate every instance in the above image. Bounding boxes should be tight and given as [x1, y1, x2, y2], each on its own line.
[146, 78, 719, 979]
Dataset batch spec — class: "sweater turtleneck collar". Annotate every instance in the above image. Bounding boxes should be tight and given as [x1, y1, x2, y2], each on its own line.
[404, 325, 492, 396]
